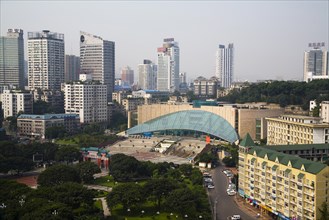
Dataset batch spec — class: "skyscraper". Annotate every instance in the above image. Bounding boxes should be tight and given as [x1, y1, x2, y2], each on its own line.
[303, 42, 328, 82]
[121, 66, 134, 86]
[28, 30, 64, 91]
[138, 59, 157, 90]
[179, 72, 186, 84]
[0, 29, 25, 89]
[157, 38, 179, 92]
[65, 55, 80, 82]
[80, 31, 115, 101]
[215, 43, 234, 88]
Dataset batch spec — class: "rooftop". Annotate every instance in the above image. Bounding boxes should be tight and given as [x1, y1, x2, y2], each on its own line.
[248, 145, 327, 174]
[18, 114, 79, 120]
[264, 143, 329, 151]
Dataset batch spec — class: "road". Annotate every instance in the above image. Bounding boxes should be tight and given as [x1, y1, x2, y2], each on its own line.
[207, 165, 257, 220]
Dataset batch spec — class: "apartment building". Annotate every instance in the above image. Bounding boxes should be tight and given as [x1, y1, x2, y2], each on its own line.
[267, 115, 329, 145]
[1, 90, 33, 118]
[63, 78, 108, 124]
[238, 134, 329, 220]
[17, 114, 80, 139]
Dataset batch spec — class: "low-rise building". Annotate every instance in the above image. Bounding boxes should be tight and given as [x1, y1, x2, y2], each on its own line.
[321, 101, 329, 123]
[81, 147, 110, 170]
[238, 134, 329, 220]
[17, 113, 80, 139]
[267, 115, 329, 145]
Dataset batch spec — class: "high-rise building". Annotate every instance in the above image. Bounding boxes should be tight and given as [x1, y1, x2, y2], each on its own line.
[321, 101, 329, 123]
[64, 74, 108, 124]
[80, 31, 115, 101]
[0, 29, 25, 89]
[1, 89, 33, 118]
[138, 59, 157, 90]
[157, 38, 179, 92]
[65, 55, 80, 82]
[121, 66, 134, 86]
[28, 30, 64, 91]
[303, 43, 328, 82]
[179, 72, 186, 84]
[216, 44, 234, 88]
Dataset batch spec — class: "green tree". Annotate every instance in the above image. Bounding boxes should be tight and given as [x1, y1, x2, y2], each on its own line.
[144, 178, 177, 209]
[222, 156, 236, 167]
[318, 202, 329, 220]
[107, 183, 144, 210]
[55, 146, 81, 164]
[45, 126, 67, 139]
[38, 164, 81, 187]
[190, 168, 203, 185]
[164, 188, 197, 216]
[75, 161, 101, 183]
[178, 164, 193, 177]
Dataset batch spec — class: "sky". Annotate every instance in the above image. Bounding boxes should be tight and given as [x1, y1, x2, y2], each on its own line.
[1, 1, 328, 82]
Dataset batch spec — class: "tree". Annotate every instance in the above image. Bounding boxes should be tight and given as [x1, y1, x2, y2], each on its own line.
[178, 164, 193, 177]
[190, 168, 203, 185]
[164, 188, 197, 216]
[45, 126, 67, 139]
[38, 164, 81, 187]
[222, 156, 236, 167]
[318, 202, 329, 220]
[0, 156, 34, 174]
[55, 146, 81, 164]
[107, 183, 144, 210]
[75, 161, 101, 183]
[109, 154, 151, 181]
[144, 178, 177, 209]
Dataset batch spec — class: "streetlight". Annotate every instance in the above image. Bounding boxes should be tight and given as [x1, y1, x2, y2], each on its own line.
[184, 214, 188, 218]
[156, 211, 160, 215]
[199, 216, 203, 219]
[141, 210, 144, 216]
[52, 210, 58, 215]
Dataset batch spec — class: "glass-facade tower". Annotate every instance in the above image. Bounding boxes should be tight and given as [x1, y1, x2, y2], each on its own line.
[0, 29, 25, 89]
[216, 43, 234, 88]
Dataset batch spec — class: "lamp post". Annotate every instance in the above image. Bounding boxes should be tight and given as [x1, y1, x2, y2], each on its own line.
[52, 210, 58, 215]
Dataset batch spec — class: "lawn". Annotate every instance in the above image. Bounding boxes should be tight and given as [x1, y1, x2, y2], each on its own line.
[94, 199, 103, 210]
[93, 175, 148, 187]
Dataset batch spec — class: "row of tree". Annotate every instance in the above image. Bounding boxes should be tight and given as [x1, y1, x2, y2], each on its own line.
[219, 79, 329, 109]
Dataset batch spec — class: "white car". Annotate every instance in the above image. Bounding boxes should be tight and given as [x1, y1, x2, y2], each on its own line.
[227, 190, 236, 196]
[207, 184, 215, 189]
[231, 215, 241, 220]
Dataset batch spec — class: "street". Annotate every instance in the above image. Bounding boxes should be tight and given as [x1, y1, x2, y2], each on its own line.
[207, 165, 257, 220]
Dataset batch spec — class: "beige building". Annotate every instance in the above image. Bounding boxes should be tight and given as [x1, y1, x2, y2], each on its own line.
[238, 134, 329, 220]
[17, 113, 80, 139]
[321, 101, 329, 123]
[133, 103, 284, 140]
[267, 115, 329, 145]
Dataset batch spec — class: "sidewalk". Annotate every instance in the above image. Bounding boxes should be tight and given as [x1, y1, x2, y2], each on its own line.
[233, 195, 273, 220]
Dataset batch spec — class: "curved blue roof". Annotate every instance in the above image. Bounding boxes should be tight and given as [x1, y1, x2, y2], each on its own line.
[127, 110, 239, 143]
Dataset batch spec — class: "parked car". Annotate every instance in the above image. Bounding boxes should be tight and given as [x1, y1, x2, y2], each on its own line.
[207, 184, 215, 189]
[231, 215, 241, 220]
[227, 190, 236, 196]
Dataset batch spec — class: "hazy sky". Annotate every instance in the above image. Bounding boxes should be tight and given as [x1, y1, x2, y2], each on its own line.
[1, 1, 328, 82]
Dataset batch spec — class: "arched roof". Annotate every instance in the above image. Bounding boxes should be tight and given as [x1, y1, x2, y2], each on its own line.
[127, 110, 239, 143]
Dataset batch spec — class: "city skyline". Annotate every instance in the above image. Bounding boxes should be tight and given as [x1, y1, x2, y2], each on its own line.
[1, 1, 328, 82]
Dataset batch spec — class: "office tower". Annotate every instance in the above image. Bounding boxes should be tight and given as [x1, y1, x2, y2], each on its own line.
[2, 89, 33, 118]
[65, 55, 80, 82]
[27, 30, 64, 91]
[121, 66, 134, 86]
[157, 38, 179, 92]
[303, 42, 328, 82]
[64, 74, 108, 124]
[215, 43, 234, 88]
[80, 31, 115, 101]
[138, 59, 157, 90]
[0, 29, 25, 89]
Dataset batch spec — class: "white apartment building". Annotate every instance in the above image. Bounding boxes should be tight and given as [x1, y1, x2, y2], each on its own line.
[64, 79, 108, 124]
[157, 38, 179, 92]
[27, 30, 64, 91]
[80, 31, 115, 101]
[1, 90, 33, 118]
[138, 59, 157, 90]
[267, 115, 329, 145]
[216, 44, 234, 88]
